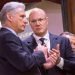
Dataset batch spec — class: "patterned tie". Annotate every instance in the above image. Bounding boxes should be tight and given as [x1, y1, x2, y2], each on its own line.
[39, 38, 45, 45]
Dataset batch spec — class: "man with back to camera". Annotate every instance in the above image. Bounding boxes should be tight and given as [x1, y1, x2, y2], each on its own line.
[24, 8, 75, 75]
[0, 2, 60, 75]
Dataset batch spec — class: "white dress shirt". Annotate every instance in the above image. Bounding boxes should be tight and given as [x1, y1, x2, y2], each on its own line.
[33, 31, 50, 52]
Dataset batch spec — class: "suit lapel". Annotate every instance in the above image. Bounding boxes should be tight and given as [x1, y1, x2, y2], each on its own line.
[27, 33, 59, 51]
[25, 34, 38, 53]
[49, 33, 59, 50]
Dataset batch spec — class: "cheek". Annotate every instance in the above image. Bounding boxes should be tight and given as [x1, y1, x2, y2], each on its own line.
[13, 18, 19, 24]
[43, 22, 48, 27]
[33, 27, 36, 31]
[43, 24, 47, 30]
[30, 25, 35, 30]
[17, 19, 23, 26]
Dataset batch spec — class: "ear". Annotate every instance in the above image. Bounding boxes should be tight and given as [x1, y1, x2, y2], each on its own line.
[6, 12, 13, 22]
[46, 17, 48, 21]
[46, 17, 48, 25]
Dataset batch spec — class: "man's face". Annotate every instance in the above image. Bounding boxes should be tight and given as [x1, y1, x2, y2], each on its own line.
[70, 36, 75, 49]
[29, 11, 48, 37]
[9, 8, 27, 33]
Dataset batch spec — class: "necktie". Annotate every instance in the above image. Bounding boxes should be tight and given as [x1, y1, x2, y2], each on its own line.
[39, 38, 45, 45]
[39, 38, 48, 75]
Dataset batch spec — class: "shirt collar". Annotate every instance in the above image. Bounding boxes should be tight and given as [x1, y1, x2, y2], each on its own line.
[3, 27, 17, 36]
[33, 31, 50, 41]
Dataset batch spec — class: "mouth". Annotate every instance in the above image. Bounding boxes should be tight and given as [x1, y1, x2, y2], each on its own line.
[36, 27, 42, 29]
[22, 25, 26, 28]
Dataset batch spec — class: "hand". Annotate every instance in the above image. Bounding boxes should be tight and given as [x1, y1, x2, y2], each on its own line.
[34, 44, 48, 58]
[49, 49, 60, 64]
[50, 44, 60, 64]
[54, 44, 60, 64]
[43, 44, 60, 69]
[43, 54, 56, 69]
[43, 49, 59, 69]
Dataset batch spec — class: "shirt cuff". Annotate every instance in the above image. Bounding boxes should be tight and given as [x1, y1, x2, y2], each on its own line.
[57, 57, 64, 69]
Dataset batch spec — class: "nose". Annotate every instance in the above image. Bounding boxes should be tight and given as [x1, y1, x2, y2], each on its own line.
[35, 20, 40, 25]
[72, 44, 75, 49]
[24, 18, 28, 25]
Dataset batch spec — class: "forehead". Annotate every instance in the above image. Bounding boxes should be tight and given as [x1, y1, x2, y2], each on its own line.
[29, 10, 46, 19]
[9, 8, 25, 15]
[16, 8, 25, 12]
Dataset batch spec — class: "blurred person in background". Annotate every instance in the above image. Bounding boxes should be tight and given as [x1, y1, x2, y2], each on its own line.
[60, 31, 75, 53]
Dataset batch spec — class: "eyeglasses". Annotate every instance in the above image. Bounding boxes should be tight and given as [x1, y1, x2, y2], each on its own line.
[29, 17, 47, 24]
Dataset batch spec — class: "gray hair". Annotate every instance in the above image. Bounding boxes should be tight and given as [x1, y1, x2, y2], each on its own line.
[60, 31, 75, 36]
[0, 1, 25, 24]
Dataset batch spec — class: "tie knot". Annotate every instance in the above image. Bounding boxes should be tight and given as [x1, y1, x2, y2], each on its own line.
[39, 38, 45, 45]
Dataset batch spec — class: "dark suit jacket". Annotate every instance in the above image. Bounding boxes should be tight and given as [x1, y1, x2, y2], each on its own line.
[0, 28, 46, 75]
[24, 33, 75, 75]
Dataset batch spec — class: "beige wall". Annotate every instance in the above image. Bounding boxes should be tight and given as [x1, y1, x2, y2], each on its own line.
[19, 1, 63, 39]
[26, 1, 63, 35]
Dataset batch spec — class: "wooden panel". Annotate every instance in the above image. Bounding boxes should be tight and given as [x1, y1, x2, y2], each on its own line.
[70, 0, 75, 33]
[62, 0, 75, 33]
[46, 0, 61, 4]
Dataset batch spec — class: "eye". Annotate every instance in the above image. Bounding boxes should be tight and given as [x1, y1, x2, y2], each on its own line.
[38, 18, 43, 21]
[20, 15, 25, 18]
[31, 20, 36, 23]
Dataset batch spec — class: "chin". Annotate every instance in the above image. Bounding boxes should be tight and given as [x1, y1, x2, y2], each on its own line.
[36, 32, 44, 36]
[19, 30, 24, 33]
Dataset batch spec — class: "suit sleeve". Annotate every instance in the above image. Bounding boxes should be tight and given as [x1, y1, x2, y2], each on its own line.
[61, 37, 75, 73]
[1, 34, 46, 72]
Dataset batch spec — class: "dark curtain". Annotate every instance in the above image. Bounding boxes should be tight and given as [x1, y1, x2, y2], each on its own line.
[46, 0, 61, 4]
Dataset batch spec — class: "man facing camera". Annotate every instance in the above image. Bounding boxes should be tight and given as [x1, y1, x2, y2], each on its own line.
[24, 8, 75, 75]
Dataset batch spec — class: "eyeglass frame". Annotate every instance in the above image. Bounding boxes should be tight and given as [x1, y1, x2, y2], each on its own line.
[29, 17, 48, 25]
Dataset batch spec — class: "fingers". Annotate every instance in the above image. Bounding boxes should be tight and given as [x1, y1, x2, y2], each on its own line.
[43, 54, 58, 69]
[48, 52, 59, 63]
[48, 49, 60, 57]
[35, 45, 48, 58]
[55, 44, 60, 50]
[45, 44, 61, 68]
[49, 44, 60, 57]
[43, 57, 56, 69]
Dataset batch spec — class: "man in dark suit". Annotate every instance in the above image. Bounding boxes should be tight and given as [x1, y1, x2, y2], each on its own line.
[24, 8, 75, 75]
[60, 32, 75, 53]
[0, 2, 59, 75]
